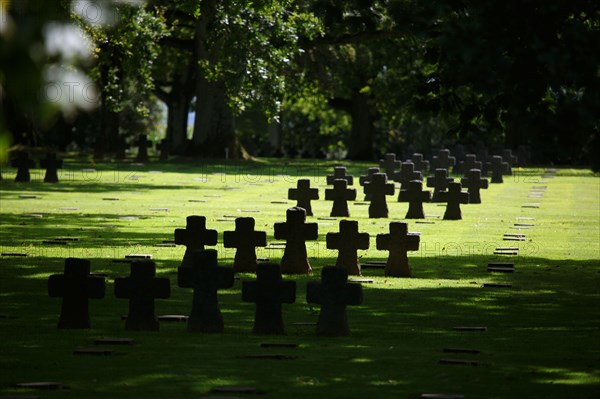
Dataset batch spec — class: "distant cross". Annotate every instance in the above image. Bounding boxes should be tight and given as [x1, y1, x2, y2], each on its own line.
[135, 134, 150, 163]
[426, 168, 453, 202]
[115, 260, 171, 331]
[378, 153, 401, 180]
[393, 161, 422, 191]
[326, 220, 370, 276]
[48, 258, 105, 329]
[40, 153, 63, 183]
[359, 167, 379, 201]
[409, 153, 430, 173]
[432, 149, 456, 172]
[376, 221, 420, 277]
[502, 149, 517, 176]
[363, 173, 395, 218]
[242, 263, 296, 335]
[326, 166, 354, 185]
[487, 155, 509, 183]
[178, 249, 234, 333]
[460, 169, 488, 204]
[306, 266, 363, 336]
[288, 179, 319, 216]
[439, 182, 470, 220]
[11, 152, 35, 182]
[174, 215, 218, 267]
[459, 154, 482, 177]
[325, 179, 357, 217]
[398, 180, 431, 219]
[223, 217, 267, 273]
[274, 207, 318, 274]
[156, 139, 170, 161]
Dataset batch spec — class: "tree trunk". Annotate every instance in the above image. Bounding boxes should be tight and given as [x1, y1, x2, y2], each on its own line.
[347, 91, 375, 160]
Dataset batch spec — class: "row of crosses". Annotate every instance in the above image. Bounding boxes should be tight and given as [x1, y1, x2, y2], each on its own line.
[8, 152, 63, 183]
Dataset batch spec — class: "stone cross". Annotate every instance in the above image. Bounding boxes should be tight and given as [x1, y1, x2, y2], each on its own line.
[174, 215, 218, 267]
[487, 155, 509, 183]
[363, 173, 395, 218]
[48, 258, 105, 329]
[242, 262, 296, 335]
[223, 217, 267, 273]
[432, 149, 456, 172]
[439, 182, 470, 220]
[359, 167, 379, 201]
[393, 161, 422, 191]
[11, 152, 35, 182]
[398, 180, 431, 219]
[460, 169, 488, 204]
[326, 220, 370, 276]
[325, 179, 357, 217]
[156, 139, 170, 161]
[378, 153, 401, 180]
[288, 179, 319, 216]
[274, 207, 318, 274]
[306, 266, 363, 336]
[426, 168, 453, 202]
[178, 249, 234, 333]
[376, 221, 420, 277]
[135, 134, 150, 163]
[459, 154, 482, 177]
[40, 153, 63, 183]
[326, 166, 354, 185]
[502, 149, 517, 176]
[409, 153, 429, 172]
[115, 260, 171, 331]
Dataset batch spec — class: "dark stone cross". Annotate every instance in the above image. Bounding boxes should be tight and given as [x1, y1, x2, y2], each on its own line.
[378, 153, 401, 180]
[274, 207, 318, 274]
[393, 161, 422, 191]
[502, 149, 517, 176]
[487, 155, 509, 183]
[288, 179, 319, 216]
[325, 179, 357, 217]
[359, 167, 379, 201]
[156, 139, 170, 161]
[40, 153, 63, 183]
[178, 249, 234, 333]
[326, 166, 354, 185]
[306, 266, 363, 336]
[326, 220, 370, 276]
[459, 154, 482, 177]
[376, 221, 420, 277]
[460, 169, 489, 204]
[48, 258, 105, 329]
[242, 262, 296, 335]
[174, 215, 218, 267]
[115, 260, 171, 331]
[426, 168, 453, 202]
[11, 152, 35, 182]
[223, 217, 267, 273]
[439, 182, 470, 220]
[363, 173, 395, 218]
[398, 180, 431, 219]
[409, 153, 430, 173]
[135, 134, 150, 163]
[432, 149, 456, 172]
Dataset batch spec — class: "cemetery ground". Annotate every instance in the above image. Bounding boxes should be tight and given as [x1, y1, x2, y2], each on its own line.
[0, 158, 598, 399]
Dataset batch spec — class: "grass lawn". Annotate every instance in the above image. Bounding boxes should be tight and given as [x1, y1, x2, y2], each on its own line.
[0, 157, 599, 399]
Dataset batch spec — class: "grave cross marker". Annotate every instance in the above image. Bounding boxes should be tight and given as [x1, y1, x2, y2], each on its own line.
[288, 179, 319, 216]
[376, 221, 420, 277]
[134, 134, 150, 163]
[398, 180, 431, 219]
[460, 169, 488, 204]
[115, 261, 170, 331]
[359, 167, 379, 201]
[156, 139, 170, 161]
[487, 155, 509, 183]
[379, 153, 401, 180]
[325, 179, 357, 217]
[174, 216, 218, 267]
[274, 207, 318, 274]
[242, 263, 296, 335]
[502, 149, 517, 175]
[459, 154, 482, 177]
[409, 153, 430, 172]
[439, 182, 470, 220]
[223, 217, 267, 273]
[426, 168, 453, 202]
[178, 249, 234, 333]
[363, 173, 395, 218]
[11, 152, 35, 182]
[432, 149, 456, 172]
[393, 161, 422, 191]
[326, 220, 370, 276]
[306, 267, 363, 336]
[40, 153, 63, 183]
[48, 258, 105, 329]
[326, 166, 354, 185]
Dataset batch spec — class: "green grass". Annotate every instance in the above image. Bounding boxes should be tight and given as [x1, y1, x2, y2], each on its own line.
[0, 158, 599, 399]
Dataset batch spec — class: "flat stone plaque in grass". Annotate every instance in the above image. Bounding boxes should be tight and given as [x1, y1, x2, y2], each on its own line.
[453, 326, 487, 332]
[204, 194, 222, 197]
[483, 283, 512, 288]
[522, 204, 540, 208]
[119, 216, 139, 221]
[12, 382, 66, 390]
[217, 218, 236, 222]
[318, 217, 337, 220]
[439, 358, 481, 366]
[157, 315, 188, 322]
[504, 233, 526, 238]
[188, 199, 207, 203]
[415, 221, 435, 224]
[18, 195, 40, 199]
[2, 253, 28, 257]
[361, 263, 385, 269]
[241, 354, 298, 360]
[348, 278, 374, 283]
[149, 208, 169, 211]
[271, 201, 288, 204]
[240, 209, 261, 213]
[353, 202, 369, 206]
[209, 386, 263, 394]
[420, 394, 464, 399]
[125, 254, 152, 259]
[73, 348, 115, 356]
[443, 348, 481, 354]
[94, 338, 134, 345]
[495, 247, 519, 251]
[260, 342, 299, 348]
[517, 217, 535, 220]
[515, 223, 534, 227]
[23, 213, 43, 218]
[58, 207, 79, 211]
[531, 186, 547, 190]
[503, 237, 525, 241]
[102, 197, 120, 201]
